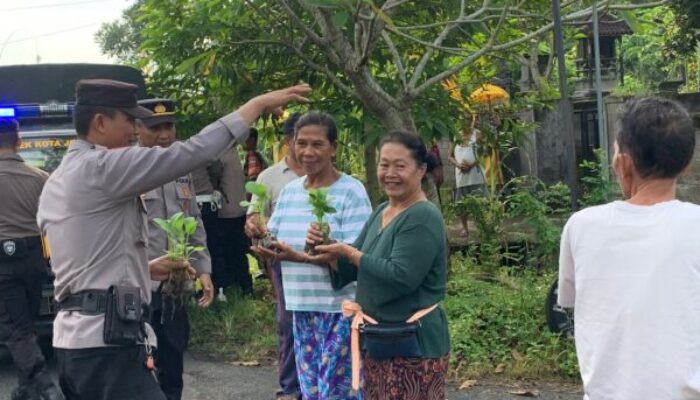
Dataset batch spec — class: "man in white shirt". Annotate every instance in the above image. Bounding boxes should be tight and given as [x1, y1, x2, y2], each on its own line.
[558, 97, 700, 400]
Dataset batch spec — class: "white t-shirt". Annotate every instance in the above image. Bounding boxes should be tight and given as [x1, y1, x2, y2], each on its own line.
[558, 200, 700, 400]
[454, 133, 484, 188]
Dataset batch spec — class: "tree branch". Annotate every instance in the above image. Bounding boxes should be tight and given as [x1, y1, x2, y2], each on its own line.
[288, 44, 357, 97]
[276, 0, 325, 48]
[381, 31, 407, 87]
[408, 0, 492, 89]
[412, 4, 508, 97]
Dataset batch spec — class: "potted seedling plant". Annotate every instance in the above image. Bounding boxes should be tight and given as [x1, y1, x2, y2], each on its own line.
[240, 181, 275, 248]
[153, 212, 205, 321]
[304, 187, 337, 255]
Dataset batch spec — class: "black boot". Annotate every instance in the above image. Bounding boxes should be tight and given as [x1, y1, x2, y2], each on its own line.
[30, 369, 64, 400]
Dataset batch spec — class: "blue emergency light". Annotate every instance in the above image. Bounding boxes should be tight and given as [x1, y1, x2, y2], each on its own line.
[0, 107, 15, 118]
[0, 104, 73, 119]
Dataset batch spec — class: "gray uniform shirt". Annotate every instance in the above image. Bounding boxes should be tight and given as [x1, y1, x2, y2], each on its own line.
[0, 153, 48, 240]
[37, 113, 247, 349]
[217, 147, 247, 219]
[143, 174, 211, 291]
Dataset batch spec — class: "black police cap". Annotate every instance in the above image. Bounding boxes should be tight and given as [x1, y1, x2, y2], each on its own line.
[75, 79, 152, 119]
[137, 98, 176, 128]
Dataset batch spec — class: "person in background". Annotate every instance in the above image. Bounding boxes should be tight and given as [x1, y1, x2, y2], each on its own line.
[428, 140, 445, 206]
[245, 113, 304, 400]
[253, 112, 372, 400]
[0, 118, 64, 400]
[217, 142, 253, 296]
[243, 127, 268, 184]
[448, 125, 486, 237]
[137, 99, 215, 400]
[191, 159, 226, 301]
[308, 131, 450, 400]
[558, 97, 700, 400]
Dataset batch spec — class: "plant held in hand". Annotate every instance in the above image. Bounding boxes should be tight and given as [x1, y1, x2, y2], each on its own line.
[153, 212, 205, 320]
[240, 181, 275, 247]
[305, 187, 337, 255]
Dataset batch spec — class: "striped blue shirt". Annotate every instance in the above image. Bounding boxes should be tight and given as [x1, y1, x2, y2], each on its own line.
[268, 174, 372, 313]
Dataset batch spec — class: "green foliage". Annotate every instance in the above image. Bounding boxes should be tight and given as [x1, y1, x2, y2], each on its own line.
[153, 212, 206, 261]
[451, 196, 505, 274]
[188, 283, 277, 362]
[578, 149, 614, 208]
[665, 0, 700, 58]
[445, 264, 578, 378]
[307, 187, 336, 227]
[505, 177, 570, 269]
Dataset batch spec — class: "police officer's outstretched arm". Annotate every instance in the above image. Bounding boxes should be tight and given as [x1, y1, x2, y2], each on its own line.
[102, 85, 311, 199]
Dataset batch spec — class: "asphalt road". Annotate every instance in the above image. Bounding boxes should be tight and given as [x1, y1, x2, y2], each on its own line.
[0, 350, 582, 400]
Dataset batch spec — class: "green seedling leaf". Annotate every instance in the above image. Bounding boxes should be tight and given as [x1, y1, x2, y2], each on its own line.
[240, 201, 251, 207]
[245, 181, 268, 197]
[185, 219, 198, 235]
[153, 218, 172, 235]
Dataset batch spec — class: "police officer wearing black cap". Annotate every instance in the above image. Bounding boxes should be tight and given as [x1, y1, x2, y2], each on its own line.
[36, 79, 311, 399]
[137, 98, 214, 400]
[0, 118, 64, 400]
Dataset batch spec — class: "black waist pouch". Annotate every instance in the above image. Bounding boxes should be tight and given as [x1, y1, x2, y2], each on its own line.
[103, 285, 144, 345]
[360, 322, 422, 359]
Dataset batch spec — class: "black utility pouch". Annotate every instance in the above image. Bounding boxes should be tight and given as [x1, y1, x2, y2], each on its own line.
[360, 322, 423, 359]
[103, 285, 144, 345]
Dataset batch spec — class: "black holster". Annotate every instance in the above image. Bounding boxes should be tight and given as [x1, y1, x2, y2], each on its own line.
[103, 285, 145, 345]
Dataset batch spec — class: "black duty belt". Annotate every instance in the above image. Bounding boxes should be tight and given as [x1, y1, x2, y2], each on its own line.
[58, 290, 109, 315]
[0, 236, 41, 258]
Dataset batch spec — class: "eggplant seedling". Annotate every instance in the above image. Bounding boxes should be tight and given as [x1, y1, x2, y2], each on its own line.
[240, 181, 275, 247]
[304, 187, 337, 255]
[153, 212, 205, 321]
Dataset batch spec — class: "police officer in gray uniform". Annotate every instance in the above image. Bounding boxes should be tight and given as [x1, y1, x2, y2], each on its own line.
[0, 119, 64, 400]
[37, 79, 310, 399]
[137, 98, 215, 400]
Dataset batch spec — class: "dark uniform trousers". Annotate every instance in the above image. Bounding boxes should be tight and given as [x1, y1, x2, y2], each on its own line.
[150, 290, 190, 400]
[0, 236, 48, 383]
[216, 216, 252, 294]
[200, 204, 225, 286]
[56, 346, 166, 400]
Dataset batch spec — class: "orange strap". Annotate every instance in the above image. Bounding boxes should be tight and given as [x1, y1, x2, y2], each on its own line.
[341, 300, 439, 391]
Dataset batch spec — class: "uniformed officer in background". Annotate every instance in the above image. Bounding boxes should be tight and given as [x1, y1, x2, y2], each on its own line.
[137, 98, 215, 400]
[0, 118, 64, 400]
[37, 79, 310, 399]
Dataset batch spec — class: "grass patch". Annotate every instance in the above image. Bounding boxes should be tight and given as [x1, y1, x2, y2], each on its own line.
[446, 255, 578, 380]
[188, 255, 578, 381]
[188, 260, 277, 362]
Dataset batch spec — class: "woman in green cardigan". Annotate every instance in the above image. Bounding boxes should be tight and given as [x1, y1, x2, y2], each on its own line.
[306, 131, 450, 400]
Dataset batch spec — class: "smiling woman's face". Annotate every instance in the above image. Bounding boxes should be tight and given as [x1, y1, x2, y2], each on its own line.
[378, 142, 426, 201]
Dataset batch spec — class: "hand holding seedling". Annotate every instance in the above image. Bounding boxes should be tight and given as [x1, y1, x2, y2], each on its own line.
[149, 255, 195, 281]
[153, 212, 207, 320]
[240, 182, 275, 247]
[304, 188, 337, 255]
[245, 214, 266, 239]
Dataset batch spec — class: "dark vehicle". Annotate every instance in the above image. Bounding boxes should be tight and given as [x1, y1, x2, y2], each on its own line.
[0, 63, 147, 349]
